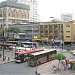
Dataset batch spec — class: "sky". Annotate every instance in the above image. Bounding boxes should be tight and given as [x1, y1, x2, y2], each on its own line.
[0, 0, 75, 22]
[37, 0, 75, 21]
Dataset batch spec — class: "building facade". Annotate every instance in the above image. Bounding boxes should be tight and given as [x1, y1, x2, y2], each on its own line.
[8, 0, 39, 22]
[9, 22, 40, 40]
[0, 1, 30, 28]
[39, 21, 75, 45]
[61, 13, 73, 22]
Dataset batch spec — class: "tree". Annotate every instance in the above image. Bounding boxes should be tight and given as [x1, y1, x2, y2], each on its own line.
[8, 28, 20, 33]
[55, 53, 66, 69]
[7, 28, 21, 41]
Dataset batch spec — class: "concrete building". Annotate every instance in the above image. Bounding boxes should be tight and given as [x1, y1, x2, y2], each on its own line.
[61, 13, 73, 22]
[39, 20, 75, 45]
[9, 22, 40, 40]
[0, 1, 30, 28]
[8, 0, 39, 22]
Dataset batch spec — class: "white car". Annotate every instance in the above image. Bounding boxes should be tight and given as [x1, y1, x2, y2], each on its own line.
[71, 50, 75, 54]
[73, 52, 75, 55]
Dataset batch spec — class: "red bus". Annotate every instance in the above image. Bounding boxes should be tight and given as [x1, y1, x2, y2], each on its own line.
[0, 42, 13, 51]
[15, 48, 44, 63]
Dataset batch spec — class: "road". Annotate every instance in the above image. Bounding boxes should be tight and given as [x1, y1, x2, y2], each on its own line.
[0, 50, 38, 75]
[0, 62, 37, 75]
[0, 45, 75, 75]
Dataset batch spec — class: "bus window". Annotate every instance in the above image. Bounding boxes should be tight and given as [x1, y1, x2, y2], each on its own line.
[29, 57, 34, 61]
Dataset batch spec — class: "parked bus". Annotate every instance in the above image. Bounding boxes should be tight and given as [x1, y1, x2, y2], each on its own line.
[21, 42, 39, 48]
[15, 48, 44, 63]
[28, 49, 57, 66]
[0, 42, 13, 51]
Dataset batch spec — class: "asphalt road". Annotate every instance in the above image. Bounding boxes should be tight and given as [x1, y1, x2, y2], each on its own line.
[0, 62, 37, 75]
[0, 45, 75, 75]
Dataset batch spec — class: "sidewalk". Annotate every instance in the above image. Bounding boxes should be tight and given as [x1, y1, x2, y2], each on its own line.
[0, 56, 14, 65]
[37, 60, 75, 75]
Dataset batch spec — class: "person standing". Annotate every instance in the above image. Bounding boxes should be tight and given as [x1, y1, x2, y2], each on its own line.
[53, 66, 57, 73]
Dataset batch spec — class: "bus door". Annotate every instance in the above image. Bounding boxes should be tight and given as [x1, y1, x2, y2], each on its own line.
[47, 55, 49, 61]
[23, 54, 29, 61]
[28, 56, 37, 66]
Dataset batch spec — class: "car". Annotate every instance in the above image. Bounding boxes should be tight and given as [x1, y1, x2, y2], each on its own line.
[71, 50, 75, 54]
[73, 52, 75, 55]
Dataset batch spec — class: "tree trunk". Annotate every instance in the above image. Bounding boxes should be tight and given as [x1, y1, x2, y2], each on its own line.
[58, 60, 60, 69]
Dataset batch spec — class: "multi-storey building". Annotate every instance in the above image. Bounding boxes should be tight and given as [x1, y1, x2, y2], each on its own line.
[0, 1, 30, 28]
[9, 22, 40, 40]
[9, 0, 39, 22]
[39, 20, 75, 45]
[61, 13, 73, 22]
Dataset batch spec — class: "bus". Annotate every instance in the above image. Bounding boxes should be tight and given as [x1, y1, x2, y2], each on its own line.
[21, 42, 39, 48]
[28, 49, 57, 66]
[0, 42, 13, 51]
[15, 48, 44, 63]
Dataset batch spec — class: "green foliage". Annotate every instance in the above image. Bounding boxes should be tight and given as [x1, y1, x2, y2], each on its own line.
[55, 53, 66, 61]
[8, 28, 20, 33]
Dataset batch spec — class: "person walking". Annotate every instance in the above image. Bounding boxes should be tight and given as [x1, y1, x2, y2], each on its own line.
[53, 66, 57, 73]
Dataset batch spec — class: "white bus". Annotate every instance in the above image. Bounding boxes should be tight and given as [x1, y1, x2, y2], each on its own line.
[21, 42, 39, 48]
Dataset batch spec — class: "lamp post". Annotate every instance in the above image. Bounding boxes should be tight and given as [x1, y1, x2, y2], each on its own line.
[2, 31, 5, 61]
[60, 25, 63, 73]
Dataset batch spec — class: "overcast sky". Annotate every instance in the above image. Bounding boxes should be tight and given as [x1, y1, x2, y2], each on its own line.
[0, 0, 75, 22]
[37, 0, 75, 22]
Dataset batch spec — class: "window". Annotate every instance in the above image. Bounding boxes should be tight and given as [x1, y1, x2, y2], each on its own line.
[45, 31, 48, 34]
[49, 25, 53, 30]
[54, 36, 58, 39]
[49, 31, 53, 33]
[49, 36, 53, 39]
[54, 31, 58, 34]
[66, 31, 70, 32]
[66, 36, 70, 38]
[54, 25, 58, 29]
[66, 24, 70, 27]
[8, 13, 10, 16]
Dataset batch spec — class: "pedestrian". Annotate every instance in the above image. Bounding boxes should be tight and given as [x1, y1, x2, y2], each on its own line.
[5, 55, 6, 60]
[68, 64, 70, 70]
[8, 57, 10, 61]
[12, 53, 14, 56]
[35, 70, 40, 75]
[64, 65, 67, 71]
[53, 66, 57, 73]
[49, 46, 51, 49]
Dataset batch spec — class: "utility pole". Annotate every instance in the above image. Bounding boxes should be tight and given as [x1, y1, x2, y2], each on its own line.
[2, 8, 5, 61]
[3, 30, 5, 61]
